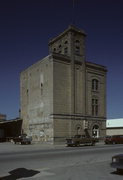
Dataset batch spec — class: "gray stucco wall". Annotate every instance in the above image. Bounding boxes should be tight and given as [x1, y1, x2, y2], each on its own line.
[20, 56, 54, 142]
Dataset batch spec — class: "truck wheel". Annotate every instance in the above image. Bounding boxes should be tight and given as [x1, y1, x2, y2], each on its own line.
[117, 168, 123, 173]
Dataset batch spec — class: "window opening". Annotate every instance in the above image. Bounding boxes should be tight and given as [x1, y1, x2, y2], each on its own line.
[92, 98, 98, 116]
[92, 79, 98, 91]
[64, 47, 68, 54]
[64, 40, 68, 44]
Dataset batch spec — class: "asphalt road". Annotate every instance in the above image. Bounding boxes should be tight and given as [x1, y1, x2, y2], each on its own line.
[0, 143, 123, 180]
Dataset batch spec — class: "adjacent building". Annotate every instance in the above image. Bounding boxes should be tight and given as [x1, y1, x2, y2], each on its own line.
[0, 113, 6, 122]
[20, 25, 107, 143]
[106, 118, 123, 135]
[0, 118, 22, 140]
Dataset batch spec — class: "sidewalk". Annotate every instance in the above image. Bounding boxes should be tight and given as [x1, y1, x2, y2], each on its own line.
[0, 142, 66, 154]
[0, 141, 104, 154]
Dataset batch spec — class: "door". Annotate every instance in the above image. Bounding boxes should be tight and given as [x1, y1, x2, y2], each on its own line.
[92, 125, 99, 138]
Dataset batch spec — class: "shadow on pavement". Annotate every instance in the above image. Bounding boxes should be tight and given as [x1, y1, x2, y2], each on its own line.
[111, 170, 123, 176]
[0, 168, 40, 180]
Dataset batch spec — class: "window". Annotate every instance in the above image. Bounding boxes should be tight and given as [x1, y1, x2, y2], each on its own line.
[58, 44, 62, 54]
[27, 89, 29, 102]
[64, 40, 68, 44]
[92, 79, 99, 91]
[75, 40, 80, 55]
[75, 46, 80, 55]
[41, 83, 43, 95]
[41, 83, 43, 87]
[64, 47, 68, 54]
[53, 48, 56, 52]
[75, 40, 80, 45]
[92, 98, 98, 116]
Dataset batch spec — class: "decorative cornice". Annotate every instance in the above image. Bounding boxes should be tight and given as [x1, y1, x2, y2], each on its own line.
[50, 113, 106, 120]
[50, 53, 71, 63]
[86, 61, 107, 72]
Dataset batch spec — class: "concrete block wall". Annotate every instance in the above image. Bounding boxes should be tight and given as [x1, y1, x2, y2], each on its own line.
[20, 56, 54, 142]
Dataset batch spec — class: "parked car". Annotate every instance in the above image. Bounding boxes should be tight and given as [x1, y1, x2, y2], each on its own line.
[104, 135, 123, 144]
[13, 134, 32, 145]
[66, 135, 97, 147]
[111, 154, 123, 173]
[104, 136, 112, 144]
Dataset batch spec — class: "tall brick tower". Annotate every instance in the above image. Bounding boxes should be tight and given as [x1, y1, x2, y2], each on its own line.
[20, 25, 107, 143]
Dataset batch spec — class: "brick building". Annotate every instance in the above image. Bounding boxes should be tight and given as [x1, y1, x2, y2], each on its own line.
[20, 25, 107, 143]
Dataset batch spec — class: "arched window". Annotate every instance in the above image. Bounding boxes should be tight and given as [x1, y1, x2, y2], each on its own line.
[92, 79, 99, 91]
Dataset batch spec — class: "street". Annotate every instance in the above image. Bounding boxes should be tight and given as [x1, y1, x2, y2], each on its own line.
[0, 143, 123, 180]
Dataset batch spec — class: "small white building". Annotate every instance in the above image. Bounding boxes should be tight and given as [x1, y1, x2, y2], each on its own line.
[106, 118, 123, 136]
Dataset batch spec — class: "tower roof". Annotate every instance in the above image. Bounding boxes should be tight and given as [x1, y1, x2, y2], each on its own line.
[49, 25, 87, 45]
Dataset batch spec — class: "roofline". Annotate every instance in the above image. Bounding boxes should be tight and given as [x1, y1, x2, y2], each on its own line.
[20, 55, 50, 74]
[107, 118, 123, 120]
[0, 118, 22, 124]
[86, 61, 107, 72]
[49, 25, 87, 45]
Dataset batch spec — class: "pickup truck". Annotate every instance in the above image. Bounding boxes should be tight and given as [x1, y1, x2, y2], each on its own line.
[66, 135, 97, 147]
[13, 134, 32, 145]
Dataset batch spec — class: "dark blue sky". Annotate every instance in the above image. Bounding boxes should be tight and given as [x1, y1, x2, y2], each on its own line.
[0, 0, 123, 119]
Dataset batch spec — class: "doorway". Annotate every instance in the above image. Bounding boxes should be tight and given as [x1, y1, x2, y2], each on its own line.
[92, 125, 99, 138]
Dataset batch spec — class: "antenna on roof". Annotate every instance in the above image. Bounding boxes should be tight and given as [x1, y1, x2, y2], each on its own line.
[72, 0, 75, 25]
